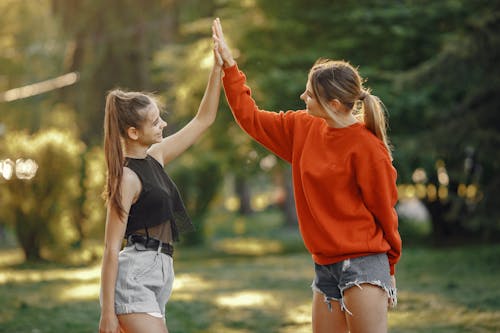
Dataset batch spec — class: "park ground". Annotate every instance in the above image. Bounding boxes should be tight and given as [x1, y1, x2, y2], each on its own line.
[0, 209, 499, 332]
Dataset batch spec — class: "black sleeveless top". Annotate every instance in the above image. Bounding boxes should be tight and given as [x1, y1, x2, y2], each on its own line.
[124, 155, 194, 242]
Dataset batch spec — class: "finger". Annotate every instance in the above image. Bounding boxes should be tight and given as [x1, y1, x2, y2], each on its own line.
[212, 20, 219, 37]
[214, 43, 223, 63]
[213, 18, 220, 37]
[215, 18, 224, 39]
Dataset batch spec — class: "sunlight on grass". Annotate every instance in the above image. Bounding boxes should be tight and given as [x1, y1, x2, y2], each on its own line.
[391, 290, 500, 331]
[0, 248, 24, 267]
[173, 273, 215, 301]
[281, 302, 311, 333]
[58, 281, 100, 301]
[0, 264, 100, 284]
[214, 237, 283, 256]
[215, 290, 277, 308]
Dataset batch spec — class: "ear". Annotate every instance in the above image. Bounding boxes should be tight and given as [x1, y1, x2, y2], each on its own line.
[328, 98, 342, 111]
[126, 127, 140, 140]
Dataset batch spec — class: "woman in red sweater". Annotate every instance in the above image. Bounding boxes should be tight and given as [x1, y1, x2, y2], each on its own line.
[213, 18, 402, 333]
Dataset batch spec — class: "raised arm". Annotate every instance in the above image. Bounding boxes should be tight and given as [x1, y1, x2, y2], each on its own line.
[148, 39, 223, 166]
[212, 18, 298, 162]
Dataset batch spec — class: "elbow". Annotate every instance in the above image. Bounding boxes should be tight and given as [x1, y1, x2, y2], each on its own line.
[195, 114, 216, 129]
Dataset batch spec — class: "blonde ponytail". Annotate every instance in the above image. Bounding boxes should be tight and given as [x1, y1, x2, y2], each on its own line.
[361, 91, 393, 159]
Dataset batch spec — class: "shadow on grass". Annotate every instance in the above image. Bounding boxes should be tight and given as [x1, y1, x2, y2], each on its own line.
[1, 239, 500, 332]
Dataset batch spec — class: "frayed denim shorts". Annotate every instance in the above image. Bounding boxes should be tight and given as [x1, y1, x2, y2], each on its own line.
[104, 242, 175, 317]
[311, 253, 397, 314]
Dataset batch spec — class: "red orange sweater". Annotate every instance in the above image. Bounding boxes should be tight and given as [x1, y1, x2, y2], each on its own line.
[222, 64, 402, 274]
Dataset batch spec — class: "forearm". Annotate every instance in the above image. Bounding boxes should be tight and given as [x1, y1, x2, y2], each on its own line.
[100, 248, 120, 315]
[222, 64, 295, 161]
[194, 65, 223, 126]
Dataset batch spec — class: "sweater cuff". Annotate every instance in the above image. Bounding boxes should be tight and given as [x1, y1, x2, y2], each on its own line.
[223, 63, 240, 81]
[390, 264, 395, 275]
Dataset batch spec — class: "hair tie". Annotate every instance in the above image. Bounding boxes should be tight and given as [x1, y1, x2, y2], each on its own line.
[359, 91, 368, 100]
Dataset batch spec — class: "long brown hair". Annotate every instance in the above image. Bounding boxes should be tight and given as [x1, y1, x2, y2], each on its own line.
[309, 59, 392, 157]
[103, 89, 153, 218]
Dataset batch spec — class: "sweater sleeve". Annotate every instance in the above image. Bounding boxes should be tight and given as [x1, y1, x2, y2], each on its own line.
[222, 64, 295, 162]
[355, 152, 402, 275]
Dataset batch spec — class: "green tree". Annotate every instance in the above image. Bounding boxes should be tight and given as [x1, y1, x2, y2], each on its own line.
[394, 1, 500, 239]
[0, 0, 66, 132]
[51, 0, 180, 144]
[0, 129, 85, 261]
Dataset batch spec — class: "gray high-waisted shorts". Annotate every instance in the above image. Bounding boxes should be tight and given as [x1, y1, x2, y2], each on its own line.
[311, 253, 397, 314]
[107, 242, 174, 317]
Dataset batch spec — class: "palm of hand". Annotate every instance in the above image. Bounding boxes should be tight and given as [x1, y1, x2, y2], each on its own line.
[212, 18, 233, 65]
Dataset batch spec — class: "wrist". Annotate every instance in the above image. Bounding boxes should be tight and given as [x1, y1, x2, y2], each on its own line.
[224, 59, 236, 68]
[100, 304, 115, 315]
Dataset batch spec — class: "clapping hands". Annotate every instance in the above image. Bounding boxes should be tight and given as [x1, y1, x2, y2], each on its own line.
[212, 18, 236, 68]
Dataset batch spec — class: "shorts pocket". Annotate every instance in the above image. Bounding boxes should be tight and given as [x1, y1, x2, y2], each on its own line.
[130, 250, 159, 281]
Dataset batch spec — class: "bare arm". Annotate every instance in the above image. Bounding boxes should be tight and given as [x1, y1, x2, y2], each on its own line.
[148, 40, 223, 166]
[99, 168, 140, 333]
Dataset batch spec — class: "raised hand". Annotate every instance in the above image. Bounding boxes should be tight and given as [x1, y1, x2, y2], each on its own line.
[212, 18, 236, 68]
[213, 41, 223, 67]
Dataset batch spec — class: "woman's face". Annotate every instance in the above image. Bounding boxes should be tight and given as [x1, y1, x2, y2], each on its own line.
[138, 103, 167, 145]
[300, 79, 329, 120]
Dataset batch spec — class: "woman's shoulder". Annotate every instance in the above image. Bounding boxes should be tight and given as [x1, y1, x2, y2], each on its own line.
[282, 109, 316, 124]
[352, 125, 391, 159]
[122, 166, 142, 191]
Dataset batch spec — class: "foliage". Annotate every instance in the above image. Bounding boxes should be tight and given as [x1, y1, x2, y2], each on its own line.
[167, 150, 223, 245]
[0, 0, 66, 132]
[81, 146, 106, 240]
[393, 1, 500, 237]
[0, 129, 85, 261]
[51, 0, 180, 144]
[1, 0, 499, 247]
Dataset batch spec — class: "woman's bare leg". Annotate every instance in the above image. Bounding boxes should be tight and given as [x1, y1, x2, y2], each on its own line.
[343, 284, 388, 333]
[118, 313, 168, 333]
[312, 291, 348, 333]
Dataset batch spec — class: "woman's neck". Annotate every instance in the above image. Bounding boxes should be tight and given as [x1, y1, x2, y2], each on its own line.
[325, 113, 358, 128]
[125, 142, 148, 159]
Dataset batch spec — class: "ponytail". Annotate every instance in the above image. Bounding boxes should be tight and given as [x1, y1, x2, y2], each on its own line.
[102, 89, 152, 218]
[103, 92, 126, 218]
[360, 90, 393, 159]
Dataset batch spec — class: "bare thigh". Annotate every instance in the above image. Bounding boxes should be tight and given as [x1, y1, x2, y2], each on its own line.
[118, 313, 168, 333]
[343, 283, 388, 333]
[312, 291, 348, 333]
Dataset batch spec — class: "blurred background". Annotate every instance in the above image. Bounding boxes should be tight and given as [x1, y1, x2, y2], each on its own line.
[0, 0, 499, 332]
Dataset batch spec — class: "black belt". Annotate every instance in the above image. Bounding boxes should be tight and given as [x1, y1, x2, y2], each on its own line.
[126, 234, 174, 257]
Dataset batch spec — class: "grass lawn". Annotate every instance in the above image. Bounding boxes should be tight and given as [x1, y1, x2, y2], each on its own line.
[0, 211, 499, 332]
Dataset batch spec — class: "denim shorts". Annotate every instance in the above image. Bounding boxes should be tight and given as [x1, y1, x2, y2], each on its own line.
[107, 242, 174, 317]
[311, 253, 397, 314]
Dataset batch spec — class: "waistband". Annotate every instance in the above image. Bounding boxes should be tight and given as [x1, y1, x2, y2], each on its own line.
[126, 234, 174, 257]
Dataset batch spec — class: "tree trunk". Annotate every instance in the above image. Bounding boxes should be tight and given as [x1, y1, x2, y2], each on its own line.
[235, 175, 253, 215]
[282, 165, 298, 227]
[15, 218, 43, 262]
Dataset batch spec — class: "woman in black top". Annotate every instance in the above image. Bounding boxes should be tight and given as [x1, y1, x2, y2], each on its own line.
[99, 38, 223, 333]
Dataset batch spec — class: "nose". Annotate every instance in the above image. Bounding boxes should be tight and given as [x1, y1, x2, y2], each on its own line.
[161, 119, 167, 129]
[300, 91, 306, 102]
